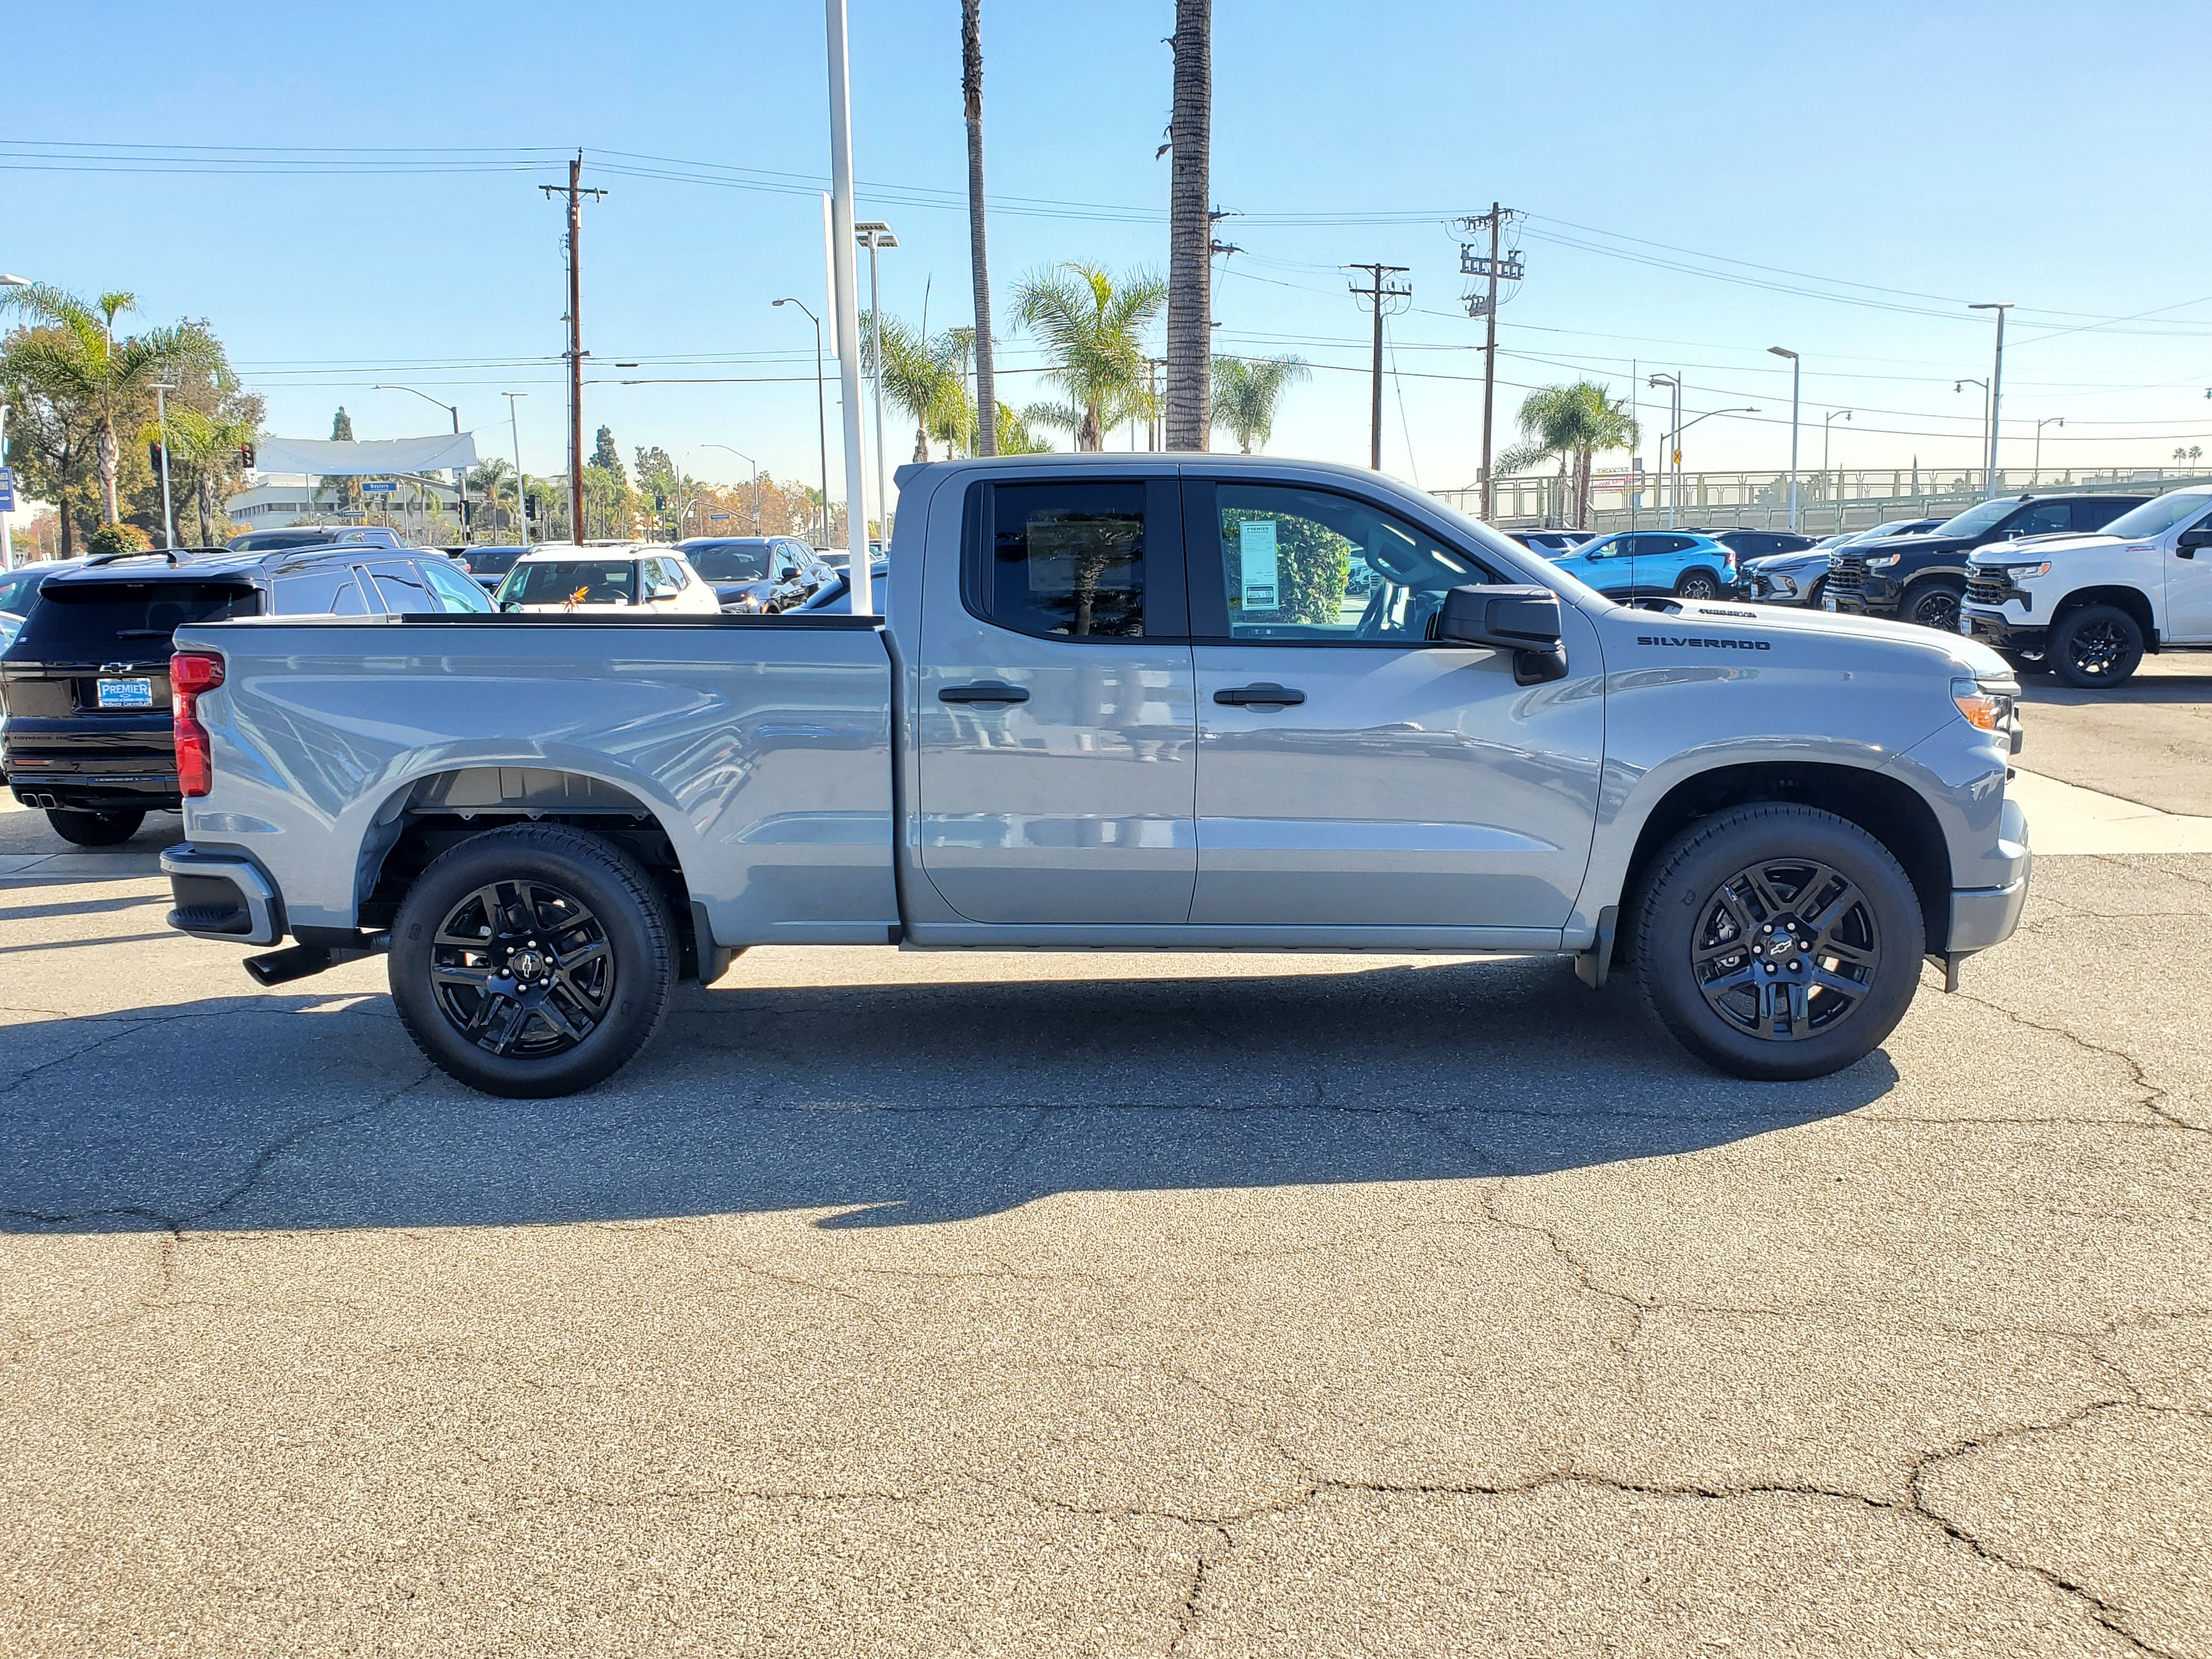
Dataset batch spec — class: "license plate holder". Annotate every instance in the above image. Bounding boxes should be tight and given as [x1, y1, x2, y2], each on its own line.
[1822, 596, 1839, 612]
[96, 678, 154, 710]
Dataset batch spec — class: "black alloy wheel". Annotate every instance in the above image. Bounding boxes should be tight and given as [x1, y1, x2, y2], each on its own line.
[1674, 569, 1722, 600]
[2050, 603, 2145, 690]
[390, 824, 674, 1097]
[1633, 803, 1923, 1080]
[1904, 580, 1964, 633]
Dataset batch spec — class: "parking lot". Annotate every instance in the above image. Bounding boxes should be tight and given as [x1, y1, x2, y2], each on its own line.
[2, 668, 2208, 1657]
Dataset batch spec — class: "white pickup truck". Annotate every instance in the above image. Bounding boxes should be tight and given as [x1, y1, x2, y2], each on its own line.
[156, 454, 2031, 1097]
[1961, 485, 2212, 686]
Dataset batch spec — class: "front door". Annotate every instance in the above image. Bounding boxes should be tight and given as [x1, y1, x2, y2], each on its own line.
[1184, 478, 1605, 929]
[2163, 504, 2212, 644]
[914, 474, 1198, 924]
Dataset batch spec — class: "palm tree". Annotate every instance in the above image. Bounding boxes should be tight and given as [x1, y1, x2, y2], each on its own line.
[0, 284, 219, 526]
[1011, 263, 1167, 452]
[1210, 355, 1309, 454]
[1163, 0, 1211, 449]
[961, 0, 998, 456]
[1497, 381, 1639, 529]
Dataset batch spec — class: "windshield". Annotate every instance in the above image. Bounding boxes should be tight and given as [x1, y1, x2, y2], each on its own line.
[685, 544, 770, 581]
[464, 548, 523, 576]
[499, 560, 639, 606]
[1927, 499, 2020, 539]
[2101, 493, 2212, 540]
[9, 580, 261, 662]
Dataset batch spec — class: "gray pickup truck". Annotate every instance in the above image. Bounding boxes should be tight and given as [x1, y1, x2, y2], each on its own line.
[160, 455, 2030, 1096]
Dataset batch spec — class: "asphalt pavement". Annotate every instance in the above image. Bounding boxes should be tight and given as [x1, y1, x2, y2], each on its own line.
[2, 720, 2209, 1654]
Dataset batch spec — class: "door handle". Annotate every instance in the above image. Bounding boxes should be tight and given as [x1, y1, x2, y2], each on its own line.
[1213, 682, 1306, 707]
[939, 681, 1030, 704]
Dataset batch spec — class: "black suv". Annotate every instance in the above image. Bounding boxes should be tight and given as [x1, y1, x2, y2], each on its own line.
[0, 545, 492, 845]
[1825, 494, 2149, 630]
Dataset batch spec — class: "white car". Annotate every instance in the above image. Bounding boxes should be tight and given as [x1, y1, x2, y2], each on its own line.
[1961, 486, 2212, 687]
[492, 545, 722, 616]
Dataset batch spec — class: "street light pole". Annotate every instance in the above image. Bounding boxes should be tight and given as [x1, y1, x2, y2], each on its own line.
[1970, 302, 2013, 498]
[1823, 409, 1853, 531]
[150, 382, 178, 549]
[503, 392, 528, 543]
[2034, 416, 2064, 480]
[775, 297, 832, 548]
[825, 0, 872, 613]
[1647, 374, 1682, 529]
[375, 383, 466, 538]
[854, 220, 898, 542]
[704, 444, 762, 534]
[1767, 347, 1800, 532]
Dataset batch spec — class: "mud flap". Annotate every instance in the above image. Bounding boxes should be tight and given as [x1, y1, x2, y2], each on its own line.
[1575, 905, 1618, 990]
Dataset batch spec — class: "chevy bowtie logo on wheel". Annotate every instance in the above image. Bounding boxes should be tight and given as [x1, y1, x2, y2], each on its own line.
[1635, 635, 1773, 651]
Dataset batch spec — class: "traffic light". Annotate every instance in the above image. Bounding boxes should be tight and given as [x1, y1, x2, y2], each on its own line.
[148, 441, 167, 475]
[240, 443, 257, 469]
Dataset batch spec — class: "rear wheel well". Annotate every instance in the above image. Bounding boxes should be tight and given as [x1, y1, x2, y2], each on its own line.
[356, 767, 708, 977]
[2052, 585, 2157, 647]
[1619, 763, 1950, 957]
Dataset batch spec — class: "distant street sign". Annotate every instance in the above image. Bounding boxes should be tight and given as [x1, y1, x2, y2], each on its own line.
[708, 512, 732, 522]
[362, 479, 399, 494]
[0, 468, 15, 512]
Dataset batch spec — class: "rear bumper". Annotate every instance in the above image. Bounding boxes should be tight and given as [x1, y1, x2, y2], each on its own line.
[12, 778, 182, 812]
[161, 845, 283, 945]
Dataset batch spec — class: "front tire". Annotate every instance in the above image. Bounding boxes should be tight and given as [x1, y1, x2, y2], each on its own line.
[1901, 577, 1965, 633]
[2049, 604, 2144, 690]
[47, 808, 145, 847]
[1631, 804, 1925, 1081]
[389, 825, 675, 1098]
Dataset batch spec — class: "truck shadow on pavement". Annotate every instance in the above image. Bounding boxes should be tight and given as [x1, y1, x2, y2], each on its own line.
[0, 957, 1897, 1234]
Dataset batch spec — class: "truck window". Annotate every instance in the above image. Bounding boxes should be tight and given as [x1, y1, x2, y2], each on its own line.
[983, 482, 1148, 637]
[1199, 483, 1493, 642]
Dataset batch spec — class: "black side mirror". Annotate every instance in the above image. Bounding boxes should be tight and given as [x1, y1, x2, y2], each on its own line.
[1429, 584, 1568, 684]
[2177, 527, 2212, 550]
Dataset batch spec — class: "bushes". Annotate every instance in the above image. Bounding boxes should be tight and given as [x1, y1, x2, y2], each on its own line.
[85, 523, 152, 559]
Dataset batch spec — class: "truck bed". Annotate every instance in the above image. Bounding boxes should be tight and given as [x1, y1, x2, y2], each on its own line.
[171, 613, 900, 947]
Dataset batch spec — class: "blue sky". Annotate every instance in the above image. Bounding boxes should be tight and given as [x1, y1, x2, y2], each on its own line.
[9, 0, 2212, 501]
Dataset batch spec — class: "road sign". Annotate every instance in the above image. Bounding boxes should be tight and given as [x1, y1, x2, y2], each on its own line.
[362, 479, 399, 494]
[708, 512, 732, 522]
[0, 469, 14, 512]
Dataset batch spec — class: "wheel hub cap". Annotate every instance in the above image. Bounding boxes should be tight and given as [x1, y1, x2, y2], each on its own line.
[1691, 859, 1881, 1042]
[429, 879, 614, 1058]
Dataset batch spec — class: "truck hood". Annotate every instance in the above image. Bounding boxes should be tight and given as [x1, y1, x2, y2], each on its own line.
[1963, 531, 2125, 566]
[1609, 595, 2012, 679]
[1845, 532, 1972, 558]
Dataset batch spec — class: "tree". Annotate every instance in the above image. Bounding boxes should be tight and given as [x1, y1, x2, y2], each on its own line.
[1497, 381, 1639, 529]
[591, 425, 625, 483]
[862, 312, 969, 461]
[1163, 0, 1211, 449]
[0, 285, 221, 526]
[1011, 263, 1167, 451]
[156, 405, 259, 546]
[962, 0, 998, 456]
[0, 326, 99, 559]
[1210, 355, 1308, 454]
[330, 407, 355, 441]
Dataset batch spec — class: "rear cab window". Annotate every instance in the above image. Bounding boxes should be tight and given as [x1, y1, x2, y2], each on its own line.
[967, 479, 1183, 639]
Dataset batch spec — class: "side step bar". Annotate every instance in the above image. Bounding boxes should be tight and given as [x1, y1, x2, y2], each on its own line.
[244, 933, 388, 987]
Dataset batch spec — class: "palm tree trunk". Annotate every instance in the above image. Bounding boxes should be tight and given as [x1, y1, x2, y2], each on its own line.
[97, 421, 120, 525]
[962, 0, 998, 458]
[1163, 0, 1211, 450]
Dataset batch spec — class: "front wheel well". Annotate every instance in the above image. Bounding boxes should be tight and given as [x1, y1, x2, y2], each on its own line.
[2051, 585, 2157, 647]
[1617, 763, 1950, 957]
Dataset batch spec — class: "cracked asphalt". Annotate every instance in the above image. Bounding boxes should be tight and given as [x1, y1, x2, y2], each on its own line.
[3, 685, 2211, 1656]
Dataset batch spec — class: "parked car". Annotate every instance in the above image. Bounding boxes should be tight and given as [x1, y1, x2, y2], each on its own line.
[1709, 529, 1819, 561]
[1545, 530, 1740, 601]
[790, 560, 890, 614]
[492, 546, 721, 615]
[0, 545, 491, 845]
[0, 557, 95, 781]
[226, 526, 408, 554]
[1825, 494, 2151, 631]
[1960, 486, 2212, 687]
[160, 453, 2026, 1098]
[459, 545, 528, 592]
[1742, 520, 1944, 608]
[1507, 529, 1599, 556]
[676, 535, 834, 612]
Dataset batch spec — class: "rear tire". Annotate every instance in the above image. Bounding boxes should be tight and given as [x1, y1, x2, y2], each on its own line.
[1631, 804, 1925, 1081]
[1674, 568, 1724, 600]
[388, 824, 675, 1098]
[2049, 604, 2144, 690]
[47, 809, 145, 847]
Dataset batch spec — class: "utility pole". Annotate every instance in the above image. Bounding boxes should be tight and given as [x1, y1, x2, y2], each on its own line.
[961, 0, 997, 456]
[1457, 205, 1523, 519]
[1345, 263, 1410, 472]
[1971, 302, 2013, 498]
[150, 381, 178, 549]
[542, 153, 606, 544]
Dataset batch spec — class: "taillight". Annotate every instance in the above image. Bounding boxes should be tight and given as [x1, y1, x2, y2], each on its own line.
[171, 651, 224, 798]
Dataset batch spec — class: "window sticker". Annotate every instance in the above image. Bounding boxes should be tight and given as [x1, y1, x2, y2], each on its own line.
[1239, 518, 1280, 611]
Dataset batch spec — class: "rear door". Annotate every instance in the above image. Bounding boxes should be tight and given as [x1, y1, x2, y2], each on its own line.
[1184, 477, 1603, 929]
[913, 472, 1198, 924]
